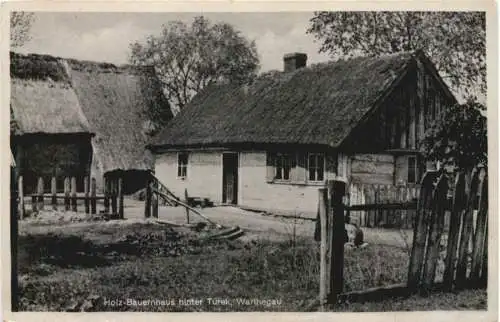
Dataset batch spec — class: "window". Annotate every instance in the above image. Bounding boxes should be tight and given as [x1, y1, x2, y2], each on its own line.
[308, 153, 325, 182]
[408, 156, 417, 183]
[275, 153, 293, 181]
[177, 153, 188, 178]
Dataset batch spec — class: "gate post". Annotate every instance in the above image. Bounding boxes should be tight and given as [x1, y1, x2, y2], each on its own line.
[329, 180, 346, 304]
[318, 187, 330, 310]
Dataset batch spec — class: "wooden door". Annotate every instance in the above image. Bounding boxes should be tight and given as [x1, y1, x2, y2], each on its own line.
[222, 153, 238, 204]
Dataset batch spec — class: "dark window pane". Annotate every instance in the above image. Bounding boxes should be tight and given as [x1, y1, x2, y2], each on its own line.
[309, 154, 316, 169]
[408, 156, 416, 183]
[317, 165, 324, 181]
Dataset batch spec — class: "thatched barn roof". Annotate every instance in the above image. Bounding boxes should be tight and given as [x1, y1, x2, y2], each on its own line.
[10, 52, 172, 173]
[150, 50, 431, 150]
[10, 53, 91, 135]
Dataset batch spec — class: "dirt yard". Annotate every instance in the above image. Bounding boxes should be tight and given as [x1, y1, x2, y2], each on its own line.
[124, 199, 414, 248]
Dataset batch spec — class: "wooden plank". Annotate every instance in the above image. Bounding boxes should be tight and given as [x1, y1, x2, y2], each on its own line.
[71, 177, 77, 212]
[443, 172, 466, 289]
[111, 179, 118, 215]
[408, 171, 438, 289]
[318, 187, 330, 311]
[184, 188, 190, 224]
[456, 169, 480, 287]
[104, 177, 110, 214]
[471, 172, 488, 283]
[18, 175, 24, 219]
[51, 177, 57, 210]
[346, 202, 417, 211]
[118, 177, 124, 219]
[90, 178, 97, 214]
[329, 180, 346, 304]
[64, 177, 70, 211]
[84, 176, 90, 214]
[480, 216, 488, 287]
[144, 177, 152, 218]
[37, 177, 44, 211]
[422, 174, 448, 289]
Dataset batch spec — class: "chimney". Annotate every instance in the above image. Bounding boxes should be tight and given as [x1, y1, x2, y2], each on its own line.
[283, 53, 307, 72]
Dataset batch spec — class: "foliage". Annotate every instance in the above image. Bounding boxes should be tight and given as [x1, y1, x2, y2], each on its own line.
[10, 12, 34, 47]
[420, 101, 487, 171]
[18, 221, 409, 311]
[129, 16, 260, 112]
[307, 12, 486, 100]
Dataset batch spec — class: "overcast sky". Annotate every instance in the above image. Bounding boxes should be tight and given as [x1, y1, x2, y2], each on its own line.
[15, 12, 331, 73]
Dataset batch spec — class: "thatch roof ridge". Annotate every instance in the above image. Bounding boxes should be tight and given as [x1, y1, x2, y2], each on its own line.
[150, 50, 428, 149]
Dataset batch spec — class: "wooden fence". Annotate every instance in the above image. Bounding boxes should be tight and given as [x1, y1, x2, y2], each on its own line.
[347, 183, 419, 228]
[317, 168, 488, 309]
[18, 175, 124, 219]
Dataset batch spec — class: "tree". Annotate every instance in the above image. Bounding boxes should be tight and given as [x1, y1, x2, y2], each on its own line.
[129, 16, 260, 112]
[421, 101, 487, 175]
[10, 12, 34, 47]
[307, 12, 485, 100]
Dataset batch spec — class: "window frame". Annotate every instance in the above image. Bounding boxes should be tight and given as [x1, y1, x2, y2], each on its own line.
[274, 152, 293, 182]
[407, 155, 418, 184]
[177, 152, 189, 179]
[307, 153, 325, 182]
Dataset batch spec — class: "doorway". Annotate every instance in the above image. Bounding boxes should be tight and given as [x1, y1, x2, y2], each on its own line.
[222, 152, 238, 204]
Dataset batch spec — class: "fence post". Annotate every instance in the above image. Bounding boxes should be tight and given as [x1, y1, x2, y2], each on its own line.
[422, 174, 448, 291]
[90, 178, 97, 215]
[145, 177, 152, 218]
[37, 177, 44, 211]
[329, 180, 346, 304]
[480, 217, 488, 287]
[184, 188, 190, 224]
[64, 177, 70, 211]
[318, 187, 330, 311]
[71, 177, 77, 212]
[111, 178, 118, 215]
[443, 172, 466, 289]
[84, 176, 90, 214]
[456, 168, 480, 288]
[118, 176, 124, 219]
[51, 177, 57, 211]
[18, 175, 24, 219]
[151, 179, 158, 219]
[104, 176, 110, 214]
[471, 172, 488, 283]
[408, 171, 437, 290]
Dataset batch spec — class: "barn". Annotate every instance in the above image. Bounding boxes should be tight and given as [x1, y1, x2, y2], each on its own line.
[10, 52, 172, 194]
[148, 50, 457, 217]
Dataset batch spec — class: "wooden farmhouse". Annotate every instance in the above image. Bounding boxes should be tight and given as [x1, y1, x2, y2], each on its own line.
[10, 52, 172, 194]
[148, 50, 457, 216]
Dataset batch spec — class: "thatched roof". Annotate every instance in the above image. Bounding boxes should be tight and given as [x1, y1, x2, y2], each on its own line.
[10, 53, 91, 135]
[10, 52, 172, 173]
[151, 50, 427, 150]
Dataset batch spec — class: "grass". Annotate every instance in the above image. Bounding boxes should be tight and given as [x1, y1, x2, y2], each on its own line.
[17, 217, 486, 312]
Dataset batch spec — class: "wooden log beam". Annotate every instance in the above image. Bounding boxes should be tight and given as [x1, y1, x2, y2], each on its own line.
[444, 172, 466, 289]
[471, 172, 488, 283]
[71, 177, 77, 212]
[318, 187, 330, 311]
[90, 178, 97, 215]
[51, 177, 57, 211]
[422, 174, 448, 291]
[18, 175, 24, 219]
[456, 168, 480, 287]
[84, 176, 90, 214]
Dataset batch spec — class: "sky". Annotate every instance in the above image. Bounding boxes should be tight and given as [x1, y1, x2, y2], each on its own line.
[15, 12, 332, 73]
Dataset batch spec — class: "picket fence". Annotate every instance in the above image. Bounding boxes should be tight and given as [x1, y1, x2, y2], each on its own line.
[18, 175, 124, 219]
[317, 168, 488, 309]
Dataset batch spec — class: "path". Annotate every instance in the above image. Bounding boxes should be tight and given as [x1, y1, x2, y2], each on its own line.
[124, 199, 413, 248]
